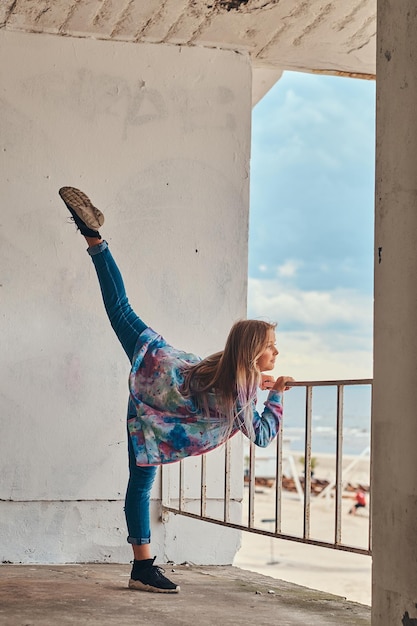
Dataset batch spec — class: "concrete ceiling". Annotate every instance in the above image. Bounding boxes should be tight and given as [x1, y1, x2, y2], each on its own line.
[1, 0, 376, 78]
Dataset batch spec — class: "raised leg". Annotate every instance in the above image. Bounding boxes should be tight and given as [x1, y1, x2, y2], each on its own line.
[88, 241, 147, 361]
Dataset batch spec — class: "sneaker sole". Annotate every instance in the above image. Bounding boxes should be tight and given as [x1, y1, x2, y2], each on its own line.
[59, 187, 104, 230]
[128, 579, 180, 593]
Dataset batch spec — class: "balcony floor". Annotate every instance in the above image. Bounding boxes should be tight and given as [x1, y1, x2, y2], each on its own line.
[0, 563, 370, 625]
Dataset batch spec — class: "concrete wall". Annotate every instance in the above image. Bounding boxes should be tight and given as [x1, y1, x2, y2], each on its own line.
[372, 2, 417, 623]
[0, 30, 251, 564]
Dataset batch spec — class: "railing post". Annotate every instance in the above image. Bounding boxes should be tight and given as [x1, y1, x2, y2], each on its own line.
[224, 439, 231, 523]
[248, 441, 255, 528]
[200, 455, 207, 518]
[303, 385, 313, 540]
[274, 419, 283, 534]
[334, 384, 344, 545]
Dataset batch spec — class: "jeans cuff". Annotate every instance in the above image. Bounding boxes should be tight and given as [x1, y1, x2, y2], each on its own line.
[127, 536, 151, 545]
[87, 240, 108, 256]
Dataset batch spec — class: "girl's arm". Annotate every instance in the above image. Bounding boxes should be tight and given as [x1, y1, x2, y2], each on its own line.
[251, 390, 284, 447]
[235, 390, 283, 447]
[240, 375, 294, 446]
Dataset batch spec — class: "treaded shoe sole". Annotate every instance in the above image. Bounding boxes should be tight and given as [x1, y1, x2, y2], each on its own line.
[128, 578, 180, 593]
[59, 187, 104, 230]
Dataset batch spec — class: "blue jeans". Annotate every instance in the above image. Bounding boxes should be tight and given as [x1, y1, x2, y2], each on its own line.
[88, 241, 157, 546]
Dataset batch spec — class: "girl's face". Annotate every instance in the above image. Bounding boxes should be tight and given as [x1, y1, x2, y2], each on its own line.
[256, 329, 279, 372]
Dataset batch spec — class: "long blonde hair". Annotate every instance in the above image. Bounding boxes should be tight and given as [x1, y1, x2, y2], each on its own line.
[181, 320, 277, 440]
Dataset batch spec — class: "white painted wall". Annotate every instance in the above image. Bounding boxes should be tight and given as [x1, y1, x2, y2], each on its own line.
[0, 30, 252, 564]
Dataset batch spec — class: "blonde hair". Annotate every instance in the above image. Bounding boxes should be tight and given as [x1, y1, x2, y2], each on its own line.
[181, 320, 277, 440]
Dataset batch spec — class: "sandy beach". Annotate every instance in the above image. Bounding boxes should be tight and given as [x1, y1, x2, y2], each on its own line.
[234, 452, 372, 606]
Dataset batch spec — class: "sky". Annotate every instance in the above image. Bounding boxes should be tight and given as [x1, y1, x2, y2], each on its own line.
[248, 71, 376, 382]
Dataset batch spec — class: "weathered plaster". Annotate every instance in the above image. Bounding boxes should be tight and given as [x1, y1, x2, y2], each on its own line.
[0, 28, 250, 564]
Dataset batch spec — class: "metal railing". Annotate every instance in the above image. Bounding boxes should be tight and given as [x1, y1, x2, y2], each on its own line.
[162, 379, 372, 556]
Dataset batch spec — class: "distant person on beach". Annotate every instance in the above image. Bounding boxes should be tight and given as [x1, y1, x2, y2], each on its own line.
[348, 489, 367, 515]
[58, 186, 294, 594]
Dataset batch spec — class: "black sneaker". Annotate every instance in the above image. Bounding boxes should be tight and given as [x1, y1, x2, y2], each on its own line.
[128, 557, 180, 593]
[59, 187, 104, 238]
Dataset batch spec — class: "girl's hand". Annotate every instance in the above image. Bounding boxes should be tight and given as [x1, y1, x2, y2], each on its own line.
[260, 374, 275, 390]
[272, 376, 295, 392]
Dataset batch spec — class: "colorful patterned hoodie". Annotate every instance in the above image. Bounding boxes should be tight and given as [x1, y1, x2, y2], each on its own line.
[128, 328, 284, 466]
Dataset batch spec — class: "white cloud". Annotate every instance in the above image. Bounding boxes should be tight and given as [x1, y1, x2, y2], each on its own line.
[247, 277, 373, 381]
[277, 259, 301, 278]
[274, 330, 373, 381]
[248, 277, 373, 329]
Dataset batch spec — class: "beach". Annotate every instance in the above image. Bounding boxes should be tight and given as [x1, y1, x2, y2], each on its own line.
[234, 452, 372, 606]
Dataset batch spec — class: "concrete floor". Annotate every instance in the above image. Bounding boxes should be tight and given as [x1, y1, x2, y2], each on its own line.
[0, 563, 371, 625]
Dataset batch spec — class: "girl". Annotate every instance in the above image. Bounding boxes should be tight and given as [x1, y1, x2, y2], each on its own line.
[59, 186, 294, 594]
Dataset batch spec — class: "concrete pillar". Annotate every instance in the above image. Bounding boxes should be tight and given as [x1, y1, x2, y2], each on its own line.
[372, 2, 417, 623]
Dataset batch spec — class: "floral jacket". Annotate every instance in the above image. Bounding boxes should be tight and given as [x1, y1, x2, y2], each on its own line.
[128, 328, 284, 466]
